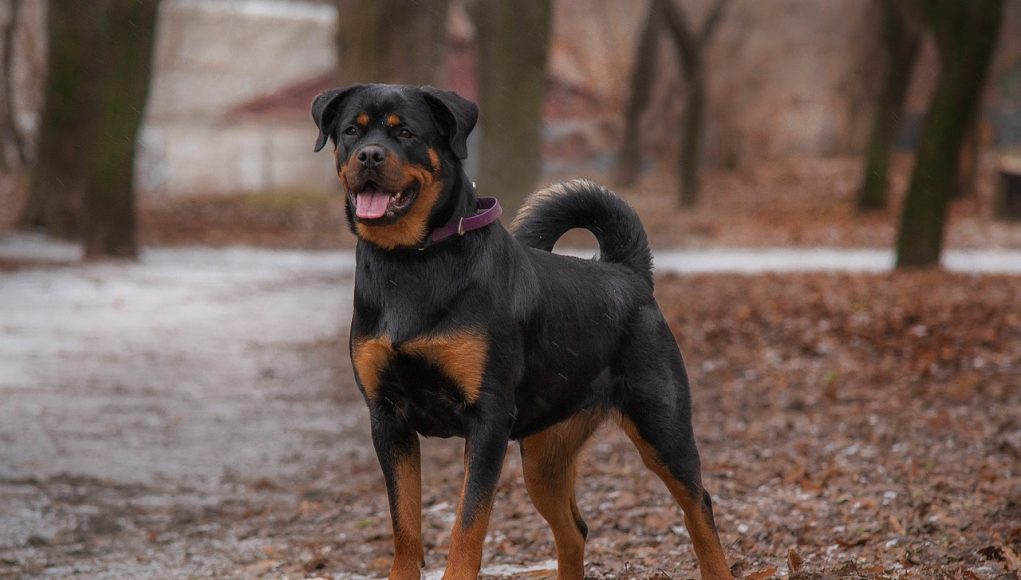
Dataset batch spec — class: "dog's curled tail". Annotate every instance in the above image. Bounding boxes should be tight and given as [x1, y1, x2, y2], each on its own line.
[511, 179, 653, 288]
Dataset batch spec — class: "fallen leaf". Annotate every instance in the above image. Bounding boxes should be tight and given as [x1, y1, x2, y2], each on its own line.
[888, 515, 906, 536]
[1002, 544, 1021, 571]
[979, 545, 1004, 561]
[242, 559, 279, 576]
[746, 565, 778, 580]
[787, 549, 804, 572]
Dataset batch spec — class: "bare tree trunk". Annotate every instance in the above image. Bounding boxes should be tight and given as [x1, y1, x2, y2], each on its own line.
[656, 0, 729, 208]
[680, 65, 706, 207]
[857, 0, 921, 212]
[473, 0, 554, 216]
[18, 0, 102, 236]
[953, 118, 980, 199]
[334, 0, 450, 86]
[81, 0, 161, 259]
[895, 0, 1003, 269]
[1, 0, 29, 171]
[616, 4, 660, 187]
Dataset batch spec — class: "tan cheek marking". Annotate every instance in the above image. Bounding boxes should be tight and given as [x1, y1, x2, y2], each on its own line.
[386, 114, 401, 127]
[354, 162, 443, 249]
[352, 337, 393, 399]
[356, 113, 369, 126]
[427, 148, 440, 173]
[402, 330, 488, 403]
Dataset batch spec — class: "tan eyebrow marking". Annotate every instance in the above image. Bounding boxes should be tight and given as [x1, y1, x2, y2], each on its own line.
[386, 114, 401, 127]
[356, 113, 369, 126]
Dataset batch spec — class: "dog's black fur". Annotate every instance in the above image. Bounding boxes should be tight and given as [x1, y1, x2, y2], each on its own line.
[312, 84, 731, 579]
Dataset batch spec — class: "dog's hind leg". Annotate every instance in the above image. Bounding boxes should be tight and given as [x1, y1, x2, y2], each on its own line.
[615, 307, 733, 580]
[520, 409, 605, 580]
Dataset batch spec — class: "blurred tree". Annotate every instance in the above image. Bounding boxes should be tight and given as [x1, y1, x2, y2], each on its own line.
[472, 0, 553, 215]
[1, 0, 29, 172]
[21, 0, 159, 257]
[334, 0, 450, 86]
[856, 0, 921, 212]
[81, 0, 161, 259]
[953, 120, 979, 199]
[895, 0, 1003, 269]
[616, 4, 660, 187]
[18, 0, 102, 236]
[655, 0, 730, 208]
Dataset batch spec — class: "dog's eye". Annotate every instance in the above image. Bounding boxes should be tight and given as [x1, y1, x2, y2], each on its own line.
[397, 128, 414, 139]
[343, 126, 358, 136]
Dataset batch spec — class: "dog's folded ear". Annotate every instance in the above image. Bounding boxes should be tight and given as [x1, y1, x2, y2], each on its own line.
[311, 85, 362, 152]
[421, 86, 478, 160]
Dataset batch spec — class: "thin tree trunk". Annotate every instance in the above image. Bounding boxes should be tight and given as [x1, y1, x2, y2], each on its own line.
[334, 0, 449, 86]
[953, 118, 979, 199]
[857, 0, 921, 212]
[680, 65, 704, 207]
[616, 4, 660, 187]
[81, 0, 160, 259]
[473, 0, 553, 216]
[18, 0, 102, 236]
[656, 0, 729, 208]
[0, 0, 10, 173]
[1, 0, 29, 171]
[895, 0, 1003, 268]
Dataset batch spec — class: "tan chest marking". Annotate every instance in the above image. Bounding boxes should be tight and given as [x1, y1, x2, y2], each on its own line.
[403, 331, 489, 403]
[351, 330, 489, 403]
[352, 337, 394, 400]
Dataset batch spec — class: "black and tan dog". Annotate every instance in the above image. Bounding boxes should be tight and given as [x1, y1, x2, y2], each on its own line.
[312, 84, 732, 579]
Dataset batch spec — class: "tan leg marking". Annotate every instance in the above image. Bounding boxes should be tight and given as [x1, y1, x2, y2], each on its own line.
[619, 417, 733, 580]
[521, 410, 606, 580]
[402, 331, 488, 404]
[352, 337, 394, 400]
[442, 448, 493, 580]
[389, 446, 424, 580]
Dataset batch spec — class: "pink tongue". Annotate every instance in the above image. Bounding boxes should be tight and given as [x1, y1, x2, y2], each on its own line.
[355, 191, 391, 219]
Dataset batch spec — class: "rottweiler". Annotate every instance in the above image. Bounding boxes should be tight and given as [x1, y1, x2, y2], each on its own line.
[311, 84, 732, 579]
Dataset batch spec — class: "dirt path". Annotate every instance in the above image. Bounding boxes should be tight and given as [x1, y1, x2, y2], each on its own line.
[0, 248, 368, 577]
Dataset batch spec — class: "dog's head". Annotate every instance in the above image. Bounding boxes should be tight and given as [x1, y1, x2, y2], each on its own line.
[311, 84, 478, 249]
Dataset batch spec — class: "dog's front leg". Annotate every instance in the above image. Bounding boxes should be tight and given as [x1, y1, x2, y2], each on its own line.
[442, 411, 512, 579]
[370, 407, 424, 580]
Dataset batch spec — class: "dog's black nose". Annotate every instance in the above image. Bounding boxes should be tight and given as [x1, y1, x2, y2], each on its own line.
[357, 145, 386, 168]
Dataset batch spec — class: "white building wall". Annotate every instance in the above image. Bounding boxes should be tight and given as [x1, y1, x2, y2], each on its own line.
[139, 0, 338, 197]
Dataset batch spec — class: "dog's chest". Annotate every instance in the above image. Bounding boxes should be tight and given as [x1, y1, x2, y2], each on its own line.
[352, 331, 488, 435]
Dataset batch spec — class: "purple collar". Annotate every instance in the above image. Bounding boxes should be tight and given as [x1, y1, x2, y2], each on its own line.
[421, 197, 502, 249]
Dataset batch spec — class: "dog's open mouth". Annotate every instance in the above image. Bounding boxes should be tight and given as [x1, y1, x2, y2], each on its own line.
[350, 181, 419, 220]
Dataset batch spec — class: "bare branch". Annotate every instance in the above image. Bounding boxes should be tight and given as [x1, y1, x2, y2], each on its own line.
[654, 0, 698, 74]
[698, 0, 731, 44]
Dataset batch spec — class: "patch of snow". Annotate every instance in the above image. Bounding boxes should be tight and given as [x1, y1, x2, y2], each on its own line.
[170, 0, 335, 22]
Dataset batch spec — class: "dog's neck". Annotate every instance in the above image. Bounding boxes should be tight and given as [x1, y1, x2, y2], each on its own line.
[430, 168, 479, 232]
